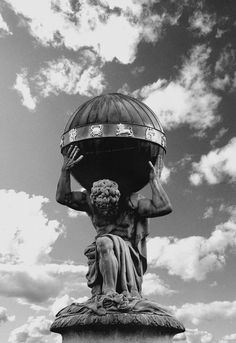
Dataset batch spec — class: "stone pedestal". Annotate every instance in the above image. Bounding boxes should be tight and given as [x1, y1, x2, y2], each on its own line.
[51, 312, 184, 343]
[61, 329, 174, 343]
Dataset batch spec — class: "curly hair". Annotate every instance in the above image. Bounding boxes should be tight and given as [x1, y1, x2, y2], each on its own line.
[90, 179, 120, 217]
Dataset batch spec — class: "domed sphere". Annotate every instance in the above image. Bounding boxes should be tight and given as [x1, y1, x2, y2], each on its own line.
[60, 93, 166, 193]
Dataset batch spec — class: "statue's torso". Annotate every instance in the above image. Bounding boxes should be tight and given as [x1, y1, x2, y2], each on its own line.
[88, 198, 136, 240]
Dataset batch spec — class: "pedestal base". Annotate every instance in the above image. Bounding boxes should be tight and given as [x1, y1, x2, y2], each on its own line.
[62, 328, 174, 343]
[51, 312, 184, 343]
[51, 296, 185, 343]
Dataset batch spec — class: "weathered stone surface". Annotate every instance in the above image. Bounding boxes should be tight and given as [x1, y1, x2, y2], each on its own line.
[54, 94, 185, 342]
[51, 312, 185, 336]
[61, 328, 175, 343]
[51, 295, 185, 339]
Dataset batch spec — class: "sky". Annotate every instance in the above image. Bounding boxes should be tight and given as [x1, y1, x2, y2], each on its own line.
[0, 0, 236, 342]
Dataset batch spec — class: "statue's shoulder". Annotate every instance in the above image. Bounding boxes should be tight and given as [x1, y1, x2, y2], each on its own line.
[128, 193, 145, 210]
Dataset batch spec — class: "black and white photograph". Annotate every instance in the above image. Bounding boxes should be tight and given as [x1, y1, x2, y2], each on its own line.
[0, 1, 236, 342]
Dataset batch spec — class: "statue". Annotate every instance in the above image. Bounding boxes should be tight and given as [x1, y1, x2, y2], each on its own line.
[56, 145, 172, 300]
[51, 93, 185, 341]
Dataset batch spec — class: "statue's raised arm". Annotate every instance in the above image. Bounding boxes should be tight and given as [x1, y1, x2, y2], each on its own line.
[56, 145, 89, 213]
[135, 161, 172, 218]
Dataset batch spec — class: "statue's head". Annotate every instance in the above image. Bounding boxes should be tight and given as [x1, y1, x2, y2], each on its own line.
[90, 179, 120, 217]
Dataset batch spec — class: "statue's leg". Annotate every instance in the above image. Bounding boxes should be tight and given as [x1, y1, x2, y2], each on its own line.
[96, 236, 118, 295]
[84, 242, 102, 296]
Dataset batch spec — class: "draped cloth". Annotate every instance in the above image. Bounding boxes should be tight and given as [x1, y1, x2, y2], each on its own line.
[84, 216, 149, 297]
[57, 224, 178, 318]
[55, 211, 184, 327]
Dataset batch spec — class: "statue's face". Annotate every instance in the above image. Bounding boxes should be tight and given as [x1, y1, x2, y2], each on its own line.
[90, 179, 120, 217]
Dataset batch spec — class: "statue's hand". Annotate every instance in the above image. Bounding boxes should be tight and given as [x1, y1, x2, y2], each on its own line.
[148, 161, 157, 181]
[62, 145, 84, 171]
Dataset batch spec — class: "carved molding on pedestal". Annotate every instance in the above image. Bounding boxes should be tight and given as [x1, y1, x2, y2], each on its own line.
[51, 295, 185, 337]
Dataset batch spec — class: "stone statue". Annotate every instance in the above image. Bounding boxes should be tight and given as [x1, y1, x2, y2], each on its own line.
[51, 94, 185, 341]
[56, 145, 172, 301]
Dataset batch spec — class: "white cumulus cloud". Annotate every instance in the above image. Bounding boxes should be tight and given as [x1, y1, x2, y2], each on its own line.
[0, 189, 88, 305]
[219, 333, 236, 343]
[160, 166, 172, 184]
[0, 263, 87, 304]
[35, 57, 106, 98]
[14, 56, 107, 109]
[212, 45, 235, 91]
[174, 328, 214, 343]
[186, 328, 214, 343]
[133, 45, 220, 135]
[203, 206, 214, 219]
[5, 0, 180, 64]
[147, 206, 236, 280]
[0, 189, 63, 264]
[142, 272, 176, 296]
[67, 208, 87, 218]
[190, 138, 236, 185]
[171, 301, 236, 326]
[189, 11, 216, 36]
[13, 70, 37, 111]
[8, 315, 59, 343]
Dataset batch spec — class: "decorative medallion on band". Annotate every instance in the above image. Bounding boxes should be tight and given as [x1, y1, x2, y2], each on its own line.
[60, 123, 166, 150]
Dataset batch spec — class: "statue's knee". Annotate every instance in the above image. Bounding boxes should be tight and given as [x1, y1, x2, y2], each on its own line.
[96, 237, 113, 255]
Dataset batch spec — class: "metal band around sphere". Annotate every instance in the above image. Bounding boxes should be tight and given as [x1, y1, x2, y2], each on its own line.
[60, 123, 167, 151]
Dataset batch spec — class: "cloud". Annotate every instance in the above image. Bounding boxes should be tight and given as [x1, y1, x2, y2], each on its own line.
[142, 273, 176, 296]
[215, 46, 235, 74]
[5, 0, 180, 64]
[14, 55, 107, 109]
[8, 315, 59, 343]
[202, 206, 214, 219]
[210, 128, 229, 147]
[160, 166, 172, 184]
[0, 263, 87, 304]
[209, 281, 217, 287]
[147, 206, 236, 280]
[35, 57, 107, 98]
[185, 328, 213, 343]
[212, 75, 231, 91]
[133, 45, 220, 134]
[173, 155, 193, 170]
[190, 138, 236, 185]
[117, 82, 131, 95]
[0, 189, 63, 264]
[67, 208, 87, 218]
[0, 13, 12, 36]
[189, 11, 216, 36]
[0, 189, 88, 304]
[219, 205, 236, 218]
[171, 301, 236, 326]
[174, 329, 214, 343]
[0, 307, 15, 326]
[131, 65, 145, 76]
[219, 333, 236, 343]
[13, 70, 37, 111]
[212, 45, 235, 91]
